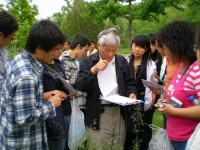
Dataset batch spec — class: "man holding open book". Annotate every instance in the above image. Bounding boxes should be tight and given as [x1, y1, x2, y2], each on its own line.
[76, 28, 137, 150]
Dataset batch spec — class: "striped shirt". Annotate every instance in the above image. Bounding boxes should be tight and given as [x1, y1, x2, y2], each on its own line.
[60, 51, 87, 108]
[0, 47, 9, 92]
[167, 61, 200, 141]
[0, 50, 56, 149]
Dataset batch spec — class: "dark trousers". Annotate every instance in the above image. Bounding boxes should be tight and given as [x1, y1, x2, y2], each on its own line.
[124, 108, 155, 150]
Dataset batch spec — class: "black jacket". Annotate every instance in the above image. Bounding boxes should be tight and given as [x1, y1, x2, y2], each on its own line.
[43, 59, 70, 140]
[76, 52, 137, 129]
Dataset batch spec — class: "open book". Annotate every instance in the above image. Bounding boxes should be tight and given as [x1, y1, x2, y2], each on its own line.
[142, 79, 164, 92]
[100, 95, 143, 106]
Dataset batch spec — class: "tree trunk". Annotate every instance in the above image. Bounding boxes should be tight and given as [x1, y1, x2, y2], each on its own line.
[128, 0, 133, 43]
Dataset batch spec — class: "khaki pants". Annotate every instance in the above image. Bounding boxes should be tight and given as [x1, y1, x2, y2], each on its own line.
[89, 106, 125, 150]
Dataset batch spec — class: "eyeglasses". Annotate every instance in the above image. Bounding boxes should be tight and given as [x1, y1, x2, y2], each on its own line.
[98, 28, 118, 39]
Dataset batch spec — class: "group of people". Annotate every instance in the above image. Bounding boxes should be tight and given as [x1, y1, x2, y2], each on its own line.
[1, 10, 200, 150]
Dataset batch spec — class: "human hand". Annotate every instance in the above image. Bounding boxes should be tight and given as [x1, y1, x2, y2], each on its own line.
[52, 90, 67, 100]
[150, 87, 162, 95]
[129, 93, 137, 99]
[158, 103, 177, 116]
[48, 94, 62, 107]
[154, 98, 167, 108]
[91, 60, 108, 74]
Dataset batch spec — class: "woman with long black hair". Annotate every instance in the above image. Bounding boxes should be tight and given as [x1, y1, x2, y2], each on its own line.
[124, 35, 156, 150]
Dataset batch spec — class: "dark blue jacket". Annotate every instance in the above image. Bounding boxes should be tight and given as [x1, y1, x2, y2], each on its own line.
[76, 52, 137, 130]
[43, 59, 67, 140]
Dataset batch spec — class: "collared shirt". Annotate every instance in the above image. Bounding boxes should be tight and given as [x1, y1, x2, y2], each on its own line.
[0, 47, 9, 92]
[86, 48, 98, 56]
[0, 50, 56, 150]
[60, 51, 87, 108]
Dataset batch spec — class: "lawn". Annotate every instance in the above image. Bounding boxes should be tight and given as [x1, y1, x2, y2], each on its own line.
[152, 109, 164, 134]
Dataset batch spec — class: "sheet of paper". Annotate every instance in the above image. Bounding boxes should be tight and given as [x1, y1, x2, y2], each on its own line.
[100, 95, 143, 106]
[142, 79, 164, 91]
[97, 61, 118, 97]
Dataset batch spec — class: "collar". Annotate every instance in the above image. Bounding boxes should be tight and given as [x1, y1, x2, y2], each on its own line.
[61, 51, 78, 61]
[22, 50, 43, 74]
[99, 55, 115, 64]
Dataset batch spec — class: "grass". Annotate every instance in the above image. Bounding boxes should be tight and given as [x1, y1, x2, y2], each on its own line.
[152, 109, 164, 134]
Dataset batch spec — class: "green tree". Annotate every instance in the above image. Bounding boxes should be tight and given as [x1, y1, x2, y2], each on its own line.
[6, 0, 38, 51]
[88, 0, 183, 42]
[59, 0, 105, 42]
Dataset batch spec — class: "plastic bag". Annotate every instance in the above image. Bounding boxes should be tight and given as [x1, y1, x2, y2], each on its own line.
[68, 99, 86, 149]
[148, 125, 174, 150]
[186, 123, 200, 150]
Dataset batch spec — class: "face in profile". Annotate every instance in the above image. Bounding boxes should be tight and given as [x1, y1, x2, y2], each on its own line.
[89, 43, 95, 51]
[155, 41, 166, 57]
[64, 42, 70, 51]
[77, 45, 88, 59]
[0, 32, 16, 47]
[38, 44, 63, 64]
[150, 44, 156, 53]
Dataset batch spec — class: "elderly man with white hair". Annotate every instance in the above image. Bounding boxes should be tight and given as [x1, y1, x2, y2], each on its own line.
[76, 28, 137, 149]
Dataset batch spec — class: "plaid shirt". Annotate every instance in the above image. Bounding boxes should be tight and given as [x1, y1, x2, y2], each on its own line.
[60, 51, 87, 108]
[0, 51, 56, 150]
[0, 47, 9, 92]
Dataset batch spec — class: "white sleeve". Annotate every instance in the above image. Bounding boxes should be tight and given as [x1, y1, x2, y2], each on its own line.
[144, 60, 156, 111]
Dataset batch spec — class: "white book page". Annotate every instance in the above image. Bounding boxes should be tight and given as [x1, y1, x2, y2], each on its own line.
[97, 61, 118, 97]
[100, 95, 143, 106]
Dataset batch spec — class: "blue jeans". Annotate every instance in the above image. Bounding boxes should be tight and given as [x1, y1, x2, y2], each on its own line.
[171, 140, 187, 150]
[50, 115, 71, 150]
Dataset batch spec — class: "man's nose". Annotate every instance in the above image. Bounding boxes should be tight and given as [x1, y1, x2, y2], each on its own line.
[107, 51, 114, 57]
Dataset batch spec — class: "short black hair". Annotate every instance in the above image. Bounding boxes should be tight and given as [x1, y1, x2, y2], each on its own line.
[148, 33, 157, 45]
[25, 20, 65, 53]
[158, 20, 196, 64]
[70, 35, 90, 50]
[0, 11, 18, 37]
[196, 25, 200, 50]
[90, 40, 95, 45]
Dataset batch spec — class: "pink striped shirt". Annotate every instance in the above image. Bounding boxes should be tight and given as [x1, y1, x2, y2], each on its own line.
[166, 61, 200, 141]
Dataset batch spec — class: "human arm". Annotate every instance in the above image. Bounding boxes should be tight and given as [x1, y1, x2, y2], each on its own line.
[76, 57, 108, 93]
[13, 76, 61, 126]
[158, 103, 200, 120]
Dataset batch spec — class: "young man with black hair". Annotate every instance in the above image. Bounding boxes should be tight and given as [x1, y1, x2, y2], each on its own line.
[0, 11, 18, 92]
[0, 20, 67, 149]
[60, 35, 90, 110]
